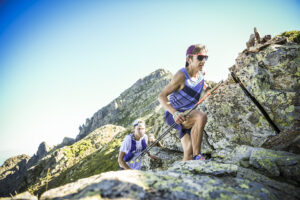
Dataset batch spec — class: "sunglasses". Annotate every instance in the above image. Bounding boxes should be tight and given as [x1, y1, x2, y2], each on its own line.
[196, 55, 208, 61]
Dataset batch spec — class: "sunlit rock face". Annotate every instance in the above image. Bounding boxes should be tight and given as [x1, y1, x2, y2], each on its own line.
[0, 192, 37, 200]
[40, 154, 300, 200]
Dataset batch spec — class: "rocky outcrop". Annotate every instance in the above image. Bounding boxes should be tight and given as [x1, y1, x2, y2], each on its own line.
[0, 125, 125, 197]
[40, 152, 300, 200]
[26, 125, 125, 196]
[142, 147, 182, 171]
[0, 154, 30, 197]
[0, 143, 51, 196]
[208, 37, 299, 150]
[61, 137, 75, 146]
[0, 154, 30, 178]
[76, 69, 172, 140]
[27, 142, 51, 168]
[212, 145, 300, 185]
[0, 192, 37, 200]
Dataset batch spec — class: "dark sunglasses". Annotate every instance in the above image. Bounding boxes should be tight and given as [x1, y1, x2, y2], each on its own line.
[197, 55, 208, 61]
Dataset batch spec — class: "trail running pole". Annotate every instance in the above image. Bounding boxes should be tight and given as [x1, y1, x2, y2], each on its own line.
[230, 72, 280, 134]
[132, 81, 223, 163]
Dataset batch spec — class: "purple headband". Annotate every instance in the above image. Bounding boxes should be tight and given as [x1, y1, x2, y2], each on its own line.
[186, 45, 196, 57]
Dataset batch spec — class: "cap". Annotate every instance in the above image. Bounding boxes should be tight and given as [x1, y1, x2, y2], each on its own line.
[133, 119, 145, 127]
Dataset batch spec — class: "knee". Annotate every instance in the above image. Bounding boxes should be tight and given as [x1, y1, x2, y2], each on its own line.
[194, 111, 207, 123]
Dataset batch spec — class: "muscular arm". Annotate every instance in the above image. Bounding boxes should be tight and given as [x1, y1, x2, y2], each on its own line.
[158, 70, 186, 124]
[158, 70, 185, 115]
[118, 151, 131, 170]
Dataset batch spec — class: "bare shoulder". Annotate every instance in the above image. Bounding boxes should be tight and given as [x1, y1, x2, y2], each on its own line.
[159, 69, 186, 97]
[171, 70, 185, 91]
[173, 70, 185, 80]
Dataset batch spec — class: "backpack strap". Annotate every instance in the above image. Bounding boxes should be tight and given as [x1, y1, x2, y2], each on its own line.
[123, 134, 147, 162]
[141, 138, 147, 151]
[123, 134, 136, 162]
[130, 134, 136, 152]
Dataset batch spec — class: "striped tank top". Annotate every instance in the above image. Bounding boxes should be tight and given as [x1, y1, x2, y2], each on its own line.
[169, 68, 204, 112]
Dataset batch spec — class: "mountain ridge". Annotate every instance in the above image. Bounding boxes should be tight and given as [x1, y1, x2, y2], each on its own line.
[76, 68, 173, 141]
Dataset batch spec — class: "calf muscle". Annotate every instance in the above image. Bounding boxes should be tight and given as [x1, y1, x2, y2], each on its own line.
[182, 110, 207, 158]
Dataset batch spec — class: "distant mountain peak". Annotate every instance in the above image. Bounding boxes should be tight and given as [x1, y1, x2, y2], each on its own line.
[76, 68, 173, 140]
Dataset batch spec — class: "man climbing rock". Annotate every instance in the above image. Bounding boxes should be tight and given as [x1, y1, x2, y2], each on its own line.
[158, 44, 208, 161]
[118, 119, 158, 170]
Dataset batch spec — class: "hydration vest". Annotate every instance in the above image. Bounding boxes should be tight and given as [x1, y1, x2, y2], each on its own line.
[123, 134, 147, 162]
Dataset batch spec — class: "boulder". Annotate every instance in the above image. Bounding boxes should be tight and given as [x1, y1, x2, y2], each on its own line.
[0, 155, 30, 197]
[61, 137, 75, 146]
[27, 142, 51, 168]
[212, 145, 300, 186]
[0, 154, 30, 178]
[0, 192, 37, 200]
[142, 147, 182, 170]
[40, 161, 300, 200]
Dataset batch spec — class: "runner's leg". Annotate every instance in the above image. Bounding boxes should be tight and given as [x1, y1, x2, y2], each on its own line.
[180, 134, 193, 161]
[182, 110, 207, 157]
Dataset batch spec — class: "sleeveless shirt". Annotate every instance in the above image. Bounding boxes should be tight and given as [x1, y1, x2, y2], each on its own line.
[169, 68, 204, 112]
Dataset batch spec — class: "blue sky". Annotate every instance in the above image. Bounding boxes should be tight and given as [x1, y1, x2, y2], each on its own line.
[0, 0, 299, 165]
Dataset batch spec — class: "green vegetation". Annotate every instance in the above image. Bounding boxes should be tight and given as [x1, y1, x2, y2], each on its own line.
[28, 126, 126, 196]
[62, 139, 93, 159]
[279, 31, 300, 44]
[48, 128, 131, 190]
